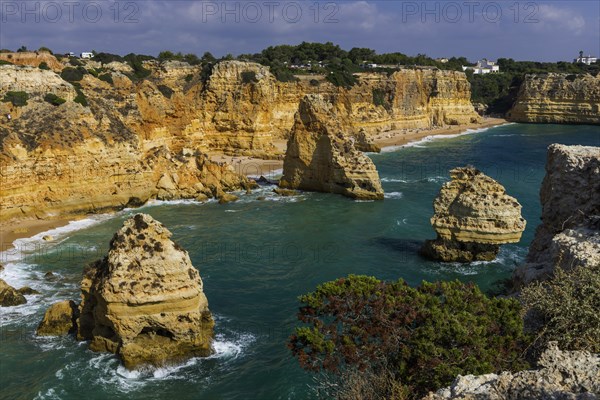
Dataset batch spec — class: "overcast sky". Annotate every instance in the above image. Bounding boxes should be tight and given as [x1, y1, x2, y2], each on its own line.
[0, 0, 598, 62]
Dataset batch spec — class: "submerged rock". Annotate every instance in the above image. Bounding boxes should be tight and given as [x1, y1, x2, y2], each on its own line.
[279, 95, 384, 200]
[273, 188, 299, 197]
[76, 214, 214, 369]
[37, 300, 79, 336]
[421, 167, 526, 262]
[423, 343, 600, 400]
[513, 144, 600, 287]
[18, 287, 40, 295]
[0, 279, 27, 307]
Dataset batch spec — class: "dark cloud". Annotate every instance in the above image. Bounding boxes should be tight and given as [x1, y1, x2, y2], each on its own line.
[0, 0, 598, 61]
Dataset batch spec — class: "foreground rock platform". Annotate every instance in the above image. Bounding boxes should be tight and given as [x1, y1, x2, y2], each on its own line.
[421, 167, 526, 262]
[38, 214, 214, 369]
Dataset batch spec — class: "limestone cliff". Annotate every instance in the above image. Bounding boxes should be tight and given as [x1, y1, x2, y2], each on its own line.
[279, 95, 384, 200]
[423, 343, 599, 400]
[0, 59, 478, 223]
[421, 167, 526, 262]
[508, 73, 600, 125]
[38, 214, 214, 369]
[513, 144, 600, 287]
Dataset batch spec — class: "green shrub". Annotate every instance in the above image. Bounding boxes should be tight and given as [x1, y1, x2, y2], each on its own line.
[38, 46, 53, 54]
[98, 73, 113, 85]
[2, 91, 29, 107]
[87, 68, 99, 77]
[71, 84, 88, 107]
[38, 61, 50, 70]
[157, 84, 174, 98]
[69, 56, 83, 66]
[309, 79, 320, 87]
[290, 275, 530, 399]
[184, 74, 193, 82]
[521, 263, 600, 353]
[326, 68, 358, 88]
[123, 53, 152, 81]
[241, 71, 258, 84]
[372, 88, 387, 107]
[61, 67, 86, 82]
[44, 93, 66, 106]
[0, 60, 13, 65]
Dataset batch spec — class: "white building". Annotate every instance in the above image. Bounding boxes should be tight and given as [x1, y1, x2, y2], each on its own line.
[462, 59, 500, 74]
[80, 52, 94, 59]
[574, 52, 597, 65]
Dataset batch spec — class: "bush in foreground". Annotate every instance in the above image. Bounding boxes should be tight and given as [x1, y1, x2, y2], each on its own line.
[289, 275, 530, 399]
[44, 93, 66, 106]
[521, 263, 600, 353]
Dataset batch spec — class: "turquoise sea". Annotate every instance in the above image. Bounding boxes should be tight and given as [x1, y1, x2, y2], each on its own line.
[0, 123, 598, 400]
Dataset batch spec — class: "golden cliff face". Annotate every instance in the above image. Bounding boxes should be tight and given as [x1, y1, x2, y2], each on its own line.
[508, 73, 600, 125]
[0, 57, 478, 223]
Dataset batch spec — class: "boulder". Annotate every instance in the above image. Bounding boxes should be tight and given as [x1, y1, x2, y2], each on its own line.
[279, 95, 384, 200]
[421, 167, 526, 262]
[218, 193, 239, 204]
[0, 279, 27, 306]
[74, 214, 214, 369]
[273, 188, 299, 197]
[36, 300, 79, 336]
[18, 286, 40, 295]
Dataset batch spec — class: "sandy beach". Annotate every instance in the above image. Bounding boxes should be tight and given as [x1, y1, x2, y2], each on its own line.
[1, 118, 507, 249]
[371, 117, 507, 148]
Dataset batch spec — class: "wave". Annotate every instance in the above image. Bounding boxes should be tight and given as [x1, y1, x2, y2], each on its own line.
[384, 192, 403, 199]
[381, 176, 446, 184]
[380, 124, 505, 153]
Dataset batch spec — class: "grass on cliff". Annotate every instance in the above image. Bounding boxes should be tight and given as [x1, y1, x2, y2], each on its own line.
[289, 275, 531, 399]
[2, 91, 28, 107]
[521, 263, 600, 354]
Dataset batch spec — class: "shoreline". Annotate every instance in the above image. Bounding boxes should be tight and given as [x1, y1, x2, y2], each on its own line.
[0, 118, 507, 251]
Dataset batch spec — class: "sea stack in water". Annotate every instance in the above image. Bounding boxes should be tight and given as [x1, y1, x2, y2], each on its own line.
[279, 94, 384, 200]
[38, 214, 214, 369]
[421, 167, 526, 262]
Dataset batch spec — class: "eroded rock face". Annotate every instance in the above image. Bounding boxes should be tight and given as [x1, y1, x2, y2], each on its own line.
[423, 343, 600, 400]
[513, 144, 600, 287]
[0, 279, 27, 307]
[508, 73, 600, 125]
[74, 214, 214, 369]
[421, 167, 526, 262]
[279, 95, 384, 200]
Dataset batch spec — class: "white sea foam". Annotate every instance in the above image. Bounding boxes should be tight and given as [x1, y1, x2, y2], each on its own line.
[380, 124, 505, 153]
[384, 192, 404, 199]
[381, 177, 409, 183]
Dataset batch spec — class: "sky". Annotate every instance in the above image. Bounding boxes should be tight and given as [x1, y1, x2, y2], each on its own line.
[0, 0, 598, 62]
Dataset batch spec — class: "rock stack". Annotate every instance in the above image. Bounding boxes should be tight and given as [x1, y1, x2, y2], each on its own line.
[279, 95, 384, 200]
[37, 214, 214, 369]
[421, 167, 526, 262]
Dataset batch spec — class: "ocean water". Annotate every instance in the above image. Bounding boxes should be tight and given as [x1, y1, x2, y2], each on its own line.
[0, 123, 598, 400]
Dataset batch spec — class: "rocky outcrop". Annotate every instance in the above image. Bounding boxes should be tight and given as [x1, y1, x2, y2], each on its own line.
[76, 214, 214, 369]
[513, 144, 600, 287]
[508, 73, 600, 125]
[421, 167, 526, 262]
[0, 279, 27, 306]
[423, 343, 599, 400]
[37, 214, 214, 369]
[279, 95, 384, 200]
[36, 300, 79, 336]
[0, 61, 478, 223]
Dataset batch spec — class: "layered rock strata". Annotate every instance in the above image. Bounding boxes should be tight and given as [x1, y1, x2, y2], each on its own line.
[0, 59, 478, 223]
[423, 343, 600, 400]
[508, 73, 600, 125]
[421, 167, 526, 262]
[38, 214, 214, 369]
[279, 95, 384, 200]
[513, 144, 600, 287]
